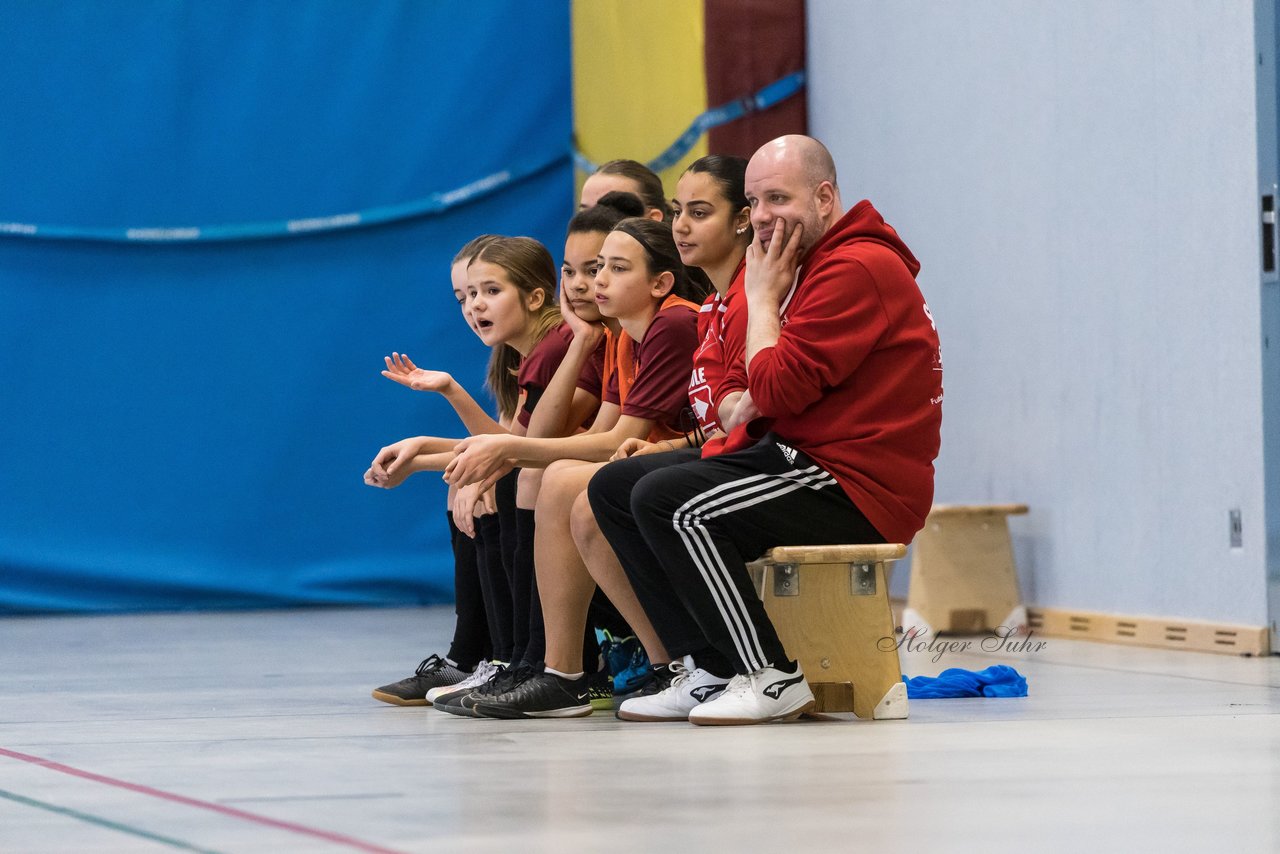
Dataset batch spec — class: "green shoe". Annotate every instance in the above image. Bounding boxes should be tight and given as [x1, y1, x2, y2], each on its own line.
[588, 669, 615, 711]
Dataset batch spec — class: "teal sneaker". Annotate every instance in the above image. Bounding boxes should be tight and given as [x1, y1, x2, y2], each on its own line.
[599, 631, 651, 695]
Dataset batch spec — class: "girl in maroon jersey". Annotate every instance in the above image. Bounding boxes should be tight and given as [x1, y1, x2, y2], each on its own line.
[366, 235, 514, 706]
[440, 217, 711, 719]
[427, 193, 666, 715]
[366, 236, 603, 699]
[614, 154, 753, 460]
[522, 155, 756, 718]
[584, 156, 765, 719]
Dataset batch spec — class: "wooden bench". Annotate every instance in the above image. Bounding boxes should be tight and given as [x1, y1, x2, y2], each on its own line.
[903, 504, 1029, 636]
[748, 544, 908, 720]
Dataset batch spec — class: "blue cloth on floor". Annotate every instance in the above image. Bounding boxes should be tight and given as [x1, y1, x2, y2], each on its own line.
[902, 665, 1028, 698]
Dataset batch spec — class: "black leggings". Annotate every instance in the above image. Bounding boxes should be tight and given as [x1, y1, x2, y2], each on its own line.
[472, 513, 512, 662]
[512, 506, 541, 665]
[444, 512, 490, 669]
[468, 469, 519, 663]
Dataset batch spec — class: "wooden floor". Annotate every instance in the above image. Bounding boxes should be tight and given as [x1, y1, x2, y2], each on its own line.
[1, 606, 1277, 853]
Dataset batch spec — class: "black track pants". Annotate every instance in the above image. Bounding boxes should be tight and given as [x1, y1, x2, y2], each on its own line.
[589, 434, 883, 674]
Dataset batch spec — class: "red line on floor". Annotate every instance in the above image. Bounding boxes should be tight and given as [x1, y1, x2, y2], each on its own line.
[0, 747, 407, 854]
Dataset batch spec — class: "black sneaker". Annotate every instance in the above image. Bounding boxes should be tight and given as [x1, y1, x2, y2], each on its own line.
[473, 671, 593, 719]
[434, 660, 535, 718]
[480, 660, 538, 695]
[432, 688, 483, 718]
[371, 655, 471, 706]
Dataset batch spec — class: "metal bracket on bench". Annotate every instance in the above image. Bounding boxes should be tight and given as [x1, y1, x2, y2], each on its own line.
[771, 562, 878, 596]
[851, 563, 877, 596]
[773, 564, 799, 596]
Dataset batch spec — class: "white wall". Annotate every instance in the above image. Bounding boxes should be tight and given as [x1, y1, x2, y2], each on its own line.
[809, 0, 1269, 625]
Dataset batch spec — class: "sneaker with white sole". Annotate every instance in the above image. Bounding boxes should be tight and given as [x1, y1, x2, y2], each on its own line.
[426, 659, 503, 705]
[472, 671, 593, 719]
[687, 663, 815, 726]
[616, 657, 730, 722]
[434, 660, 537, 718]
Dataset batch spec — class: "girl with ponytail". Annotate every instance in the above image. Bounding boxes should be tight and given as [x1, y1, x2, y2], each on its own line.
[580, 159, 671, 222]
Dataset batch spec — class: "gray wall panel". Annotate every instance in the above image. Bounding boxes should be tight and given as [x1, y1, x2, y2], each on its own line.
[808, 0, 1268, 624]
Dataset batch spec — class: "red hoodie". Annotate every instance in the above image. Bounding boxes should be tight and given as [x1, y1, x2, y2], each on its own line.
[712, 200, 943, 544]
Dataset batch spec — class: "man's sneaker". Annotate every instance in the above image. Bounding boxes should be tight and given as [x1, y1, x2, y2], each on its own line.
[599, 631, 651, 695]
[434, 660, 536, 718]
[587, 670, 615, 711]
[371, 655, 471, 707]
[616, 657, 730, 722]
[473, 671, 593, 719]
[426, 659, 503, 705]
[687, 662, 815, 726]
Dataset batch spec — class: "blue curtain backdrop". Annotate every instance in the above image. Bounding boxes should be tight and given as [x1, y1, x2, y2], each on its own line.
[0, 2, 573, 612]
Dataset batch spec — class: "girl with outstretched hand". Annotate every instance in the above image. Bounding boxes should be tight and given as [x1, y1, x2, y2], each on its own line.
[369, 234, 514, 708]
[439, 217, 710, 720]
[369, 236, 615, 701]
[364, 237, 574, 487]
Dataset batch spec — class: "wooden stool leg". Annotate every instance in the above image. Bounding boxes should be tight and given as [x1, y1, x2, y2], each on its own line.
[906, 511, 1024, 634]
[759, 559, 908, 720]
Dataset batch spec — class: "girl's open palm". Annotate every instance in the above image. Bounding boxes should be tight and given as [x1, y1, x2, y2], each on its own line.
[381, 353, 453, 393]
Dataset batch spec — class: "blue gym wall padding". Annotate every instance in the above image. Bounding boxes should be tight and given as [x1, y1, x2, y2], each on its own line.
[0, 2, 572, 612]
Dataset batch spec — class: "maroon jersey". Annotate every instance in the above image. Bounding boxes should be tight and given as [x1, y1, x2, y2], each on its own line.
[576, 336, 609, 401]
[515, 322, 602, 429]
[604, 301, 699, 438]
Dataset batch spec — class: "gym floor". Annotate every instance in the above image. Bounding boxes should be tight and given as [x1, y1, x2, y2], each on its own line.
[2, 606, 1276, 853]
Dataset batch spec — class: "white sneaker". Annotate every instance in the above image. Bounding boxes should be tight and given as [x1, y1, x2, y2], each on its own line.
[616, 656, 730, 722]
[426, 659, 504, 704]
[687, 663, 815, 726]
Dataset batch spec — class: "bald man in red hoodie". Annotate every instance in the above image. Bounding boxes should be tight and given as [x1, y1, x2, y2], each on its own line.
[591, 135, 943, 726]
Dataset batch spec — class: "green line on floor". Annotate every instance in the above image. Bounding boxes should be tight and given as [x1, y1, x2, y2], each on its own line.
[0, 787, 224, 854]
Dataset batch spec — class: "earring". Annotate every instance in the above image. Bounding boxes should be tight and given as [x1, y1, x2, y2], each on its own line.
[736, 226, 748, 235]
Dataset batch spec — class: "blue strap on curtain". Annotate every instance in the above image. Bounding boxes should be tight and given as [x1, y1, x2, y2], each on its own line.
[0, 153, 566, 244]
[573, 70, 806, 174]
